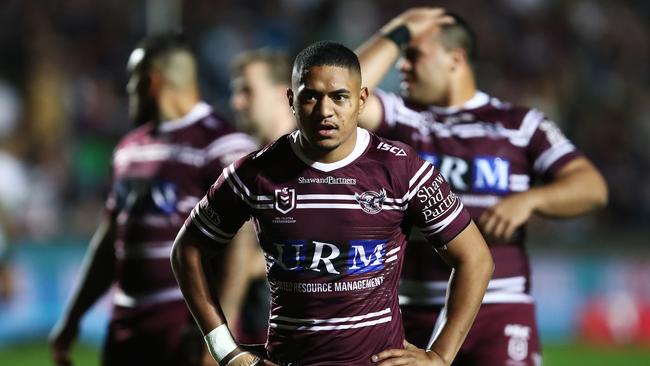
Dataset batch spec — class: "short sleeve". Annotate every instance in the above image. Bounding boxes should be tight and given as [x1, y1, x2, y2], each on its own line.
[525, 109, 582, 179]
[202, 132, 258, 186]
[405, 158, 471, 248]
[185, 161, 253, 245]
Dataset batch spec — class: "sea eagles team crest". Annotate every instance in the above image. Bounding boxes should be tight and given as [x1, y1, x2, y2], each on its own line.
[355, 189, 387, 214]
[275, 187, 296, 214]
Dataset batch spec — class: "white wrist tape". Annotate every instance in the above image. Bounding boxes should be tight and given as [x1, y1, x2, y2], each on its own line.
[204, 324, 238, 362]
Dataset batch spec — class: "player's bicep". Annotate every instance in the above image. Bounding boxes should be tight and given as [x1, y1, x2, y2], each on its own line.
[434, 221, 488, 268]
[185, 170, 252, 246]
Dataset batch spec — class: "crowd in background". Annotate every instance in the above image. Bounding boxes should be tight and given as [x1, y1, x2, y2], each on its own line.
[0, 0, 648, 244]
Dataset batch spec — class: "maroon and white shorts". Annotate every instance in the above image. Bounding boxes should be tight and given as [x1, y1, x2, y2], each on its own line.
[402, 303, 541, 366]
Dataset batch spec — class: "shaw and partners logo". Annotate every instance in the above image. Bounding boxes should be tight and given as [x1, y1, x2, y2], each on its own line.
[298, 176, 357, 185]
[355, 189, 387, 214]
[275, 187, 296, 214]
[270, 239, 387, 275]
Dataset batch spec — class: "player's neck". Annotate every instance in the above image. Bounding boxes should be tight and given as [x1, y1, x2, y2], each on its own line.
[446, 77, 477, 108]
[158, 89, 200, 122]
[299, 128, 358, 164]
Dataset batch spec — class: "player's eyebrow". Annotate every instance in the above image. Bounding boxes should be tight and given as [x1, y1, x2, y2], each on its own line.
[329, 88, 351, 94]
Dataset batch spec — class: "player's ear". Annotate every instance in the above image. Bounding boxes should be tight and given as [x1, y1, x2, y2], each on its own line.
[148, 70, 163, 96]
[287, 88, 295, 114]
[450, 48, 468, 72]
[358, 87, 369, 115]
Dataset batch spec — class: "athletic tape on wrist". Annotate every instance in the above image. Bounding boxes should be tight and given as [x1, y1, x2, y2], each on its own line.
[204, 324, 238, 362]
[383, 25, 411, 47]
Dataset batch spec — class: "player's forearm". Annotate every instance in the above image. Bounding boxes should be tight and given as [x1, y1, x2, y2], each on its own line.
[528, 158, 608, 217]
[171, 227, 227, 335]
[356, 34, 400, 91]
[431, 225, 493, 363]
[60, 218, 116, 325]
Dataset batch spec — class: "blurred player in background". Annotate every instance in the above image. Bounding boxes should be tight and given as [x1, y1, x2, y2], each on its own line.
[48, 34, 257, 366]
[218, 48, 296, 345]
[356, 7, 608, 365]
[172, 41, 493, 366]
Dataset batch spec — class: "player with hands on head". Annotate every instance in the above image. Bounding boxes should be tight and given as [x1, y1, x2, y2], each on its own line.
[356, 7, 608, 365]
[172, 40, 493, 366]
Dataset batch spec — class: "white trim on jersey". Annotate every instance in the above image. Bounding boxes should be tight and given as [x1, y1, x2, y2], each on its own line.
[289, 128, 370, 172]
[377, 90, 554, 149]
[113, 135, 255, 169]
[419, 203, 465, 236]
[510, 174, 531, 192]
[190, 209, 236, 243]
[458, 194, 501, 208]
[404, 163, 435, 202]
[428, 91, 490, 114]
[113, 286, 184, 307]
[399, 276, 534, 305]
[205, 133, 257, 161]
[115, 241, 174, 259]
[269, 307, 393, 331]
[158, 102, 212, 132]
[533, 140, 576, 174]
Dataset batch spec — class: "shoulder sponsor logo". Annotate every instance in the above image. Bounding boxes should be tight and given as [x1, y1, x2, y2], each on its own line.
[377, 142, 407, 156]
[354, 189, 387, 214]
[275, 187, 296, 214]
[298, 176, 357, 185]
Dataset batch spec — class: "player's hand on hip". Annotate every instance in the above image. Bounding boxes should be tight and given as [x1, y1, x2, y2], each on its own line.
[221, 349, 279, 366]
[48, 322, 78, 366]
[371, 340, 449, 366]
[479, 191, 538, 242]
[381, 8, 455, 41]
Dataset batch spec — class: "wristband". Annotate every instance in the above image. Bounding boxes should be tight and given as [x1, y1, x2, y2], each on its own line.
[383, 25, 411, 47]
[204, 324, 238, 363]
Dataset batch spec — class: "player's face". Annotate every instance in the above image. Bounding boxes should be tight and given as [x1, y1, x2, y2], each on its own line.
[289, 65, 367, 156]
[398, 34, 454, 105]
[230, 62, 281, 137]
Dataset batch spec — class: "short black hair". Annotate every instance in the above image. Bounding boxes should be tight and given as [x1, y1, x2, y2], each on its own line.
[292, 41, 361, 80]
[129, 32, 191, 74]
[440, 12, 478, 65]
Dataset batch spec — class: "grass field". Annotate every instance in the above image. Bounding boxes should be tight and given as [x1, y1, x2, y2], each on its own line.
[1, 343, 649, 365]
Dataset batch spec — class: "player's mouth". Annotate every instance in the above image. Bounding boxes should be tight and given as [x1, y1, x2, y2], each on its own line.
[316, 122, 337, 137]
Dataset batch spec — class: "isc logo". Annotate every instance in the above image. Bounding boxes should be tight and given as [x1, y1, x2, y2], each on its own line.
[271, 239, 387, 275]
[420, 153, 510, 193]
[377, 142, 407, 156]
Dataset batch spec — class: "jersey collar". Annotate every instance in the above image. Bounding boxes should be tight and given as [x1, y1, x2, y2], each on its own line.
[429, 91, 489, 115]
[158, 101, 212, 132]
[289, 127, 370, 172]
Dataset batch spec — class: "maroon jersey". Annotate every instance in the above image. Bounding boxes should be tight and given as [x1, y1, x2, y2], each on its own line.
[105, 102, 257, 309]
[375, 90, 582, 306]
[186, 128, 471, 365]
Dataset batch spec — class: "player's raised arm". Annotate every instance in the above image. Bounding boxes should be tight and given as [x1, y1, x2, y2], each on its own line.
[355, 8, 454, 131]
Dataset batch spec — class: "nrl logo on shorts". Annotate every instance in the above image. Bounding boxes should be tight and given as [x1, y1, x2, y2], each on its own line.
[275, 187, 296, 214]
[355, 189, 387, 214]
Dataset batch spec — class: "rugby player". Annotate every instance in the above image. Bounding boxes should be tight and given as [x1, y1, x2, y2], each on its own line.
[172, 41, 494, 366]
[356, 8, 608, 365]
[49, 34, 257, 366]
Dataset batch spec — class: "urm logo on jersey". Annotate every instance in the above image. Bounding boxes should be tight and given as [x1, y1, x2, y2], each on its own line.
[420, 153, 511, 193]
[270, 239, 388, 276]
